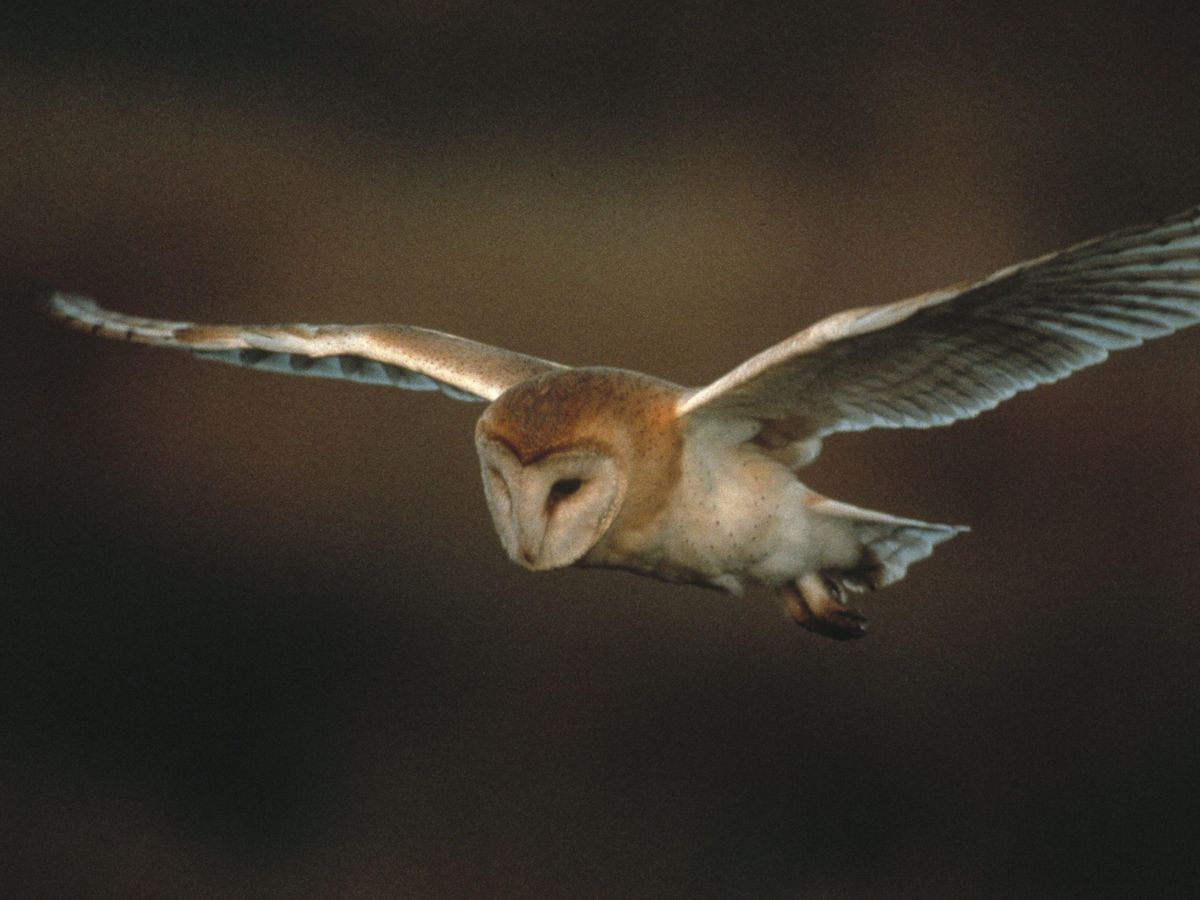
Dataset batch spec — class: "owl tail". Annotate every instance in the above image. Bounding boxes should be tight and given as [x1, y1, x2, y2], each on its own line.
[822, 498, 966, 590]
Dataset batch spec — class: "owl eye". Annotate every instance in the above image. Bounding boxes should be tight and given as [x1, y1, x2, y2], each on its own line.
[549, 478, 583, 500]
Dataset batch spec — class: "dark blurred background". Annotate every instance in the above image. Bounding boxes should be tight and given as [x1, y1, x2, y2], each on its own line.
[3, 2, 1200, 897]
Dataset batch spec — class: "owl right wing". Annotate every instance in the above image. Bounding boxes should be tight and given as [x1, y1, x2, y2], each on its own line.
[46, 292, 566, 402]
[677, 204, 1200, 443]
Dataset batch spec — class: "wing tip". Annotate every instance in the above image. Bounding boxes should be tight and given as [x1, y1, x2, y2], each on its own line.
[40, 287, 73, 316]
[41, 288, 102, 331]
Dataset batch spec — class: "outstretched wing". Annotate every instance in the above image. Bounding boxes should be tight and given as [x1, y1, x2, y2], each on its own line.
[678, 205, 1200, 439]
[47, 292, 565, 402]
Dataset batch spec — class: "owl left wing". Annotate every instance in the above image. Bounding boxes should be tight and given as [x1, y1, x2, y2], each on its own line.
[678, 204, 1200, 440]
[47, 292, 565, 402]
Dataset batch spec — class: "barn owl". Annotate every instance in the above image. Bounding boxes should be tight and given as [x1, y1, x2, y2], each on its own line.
[47, 205, 1200, 638]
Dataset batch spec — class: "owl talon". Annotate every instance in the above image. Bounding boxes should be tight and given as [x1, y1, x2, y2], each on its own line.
[803, 605, 870, 641]
[784, 573, 870, 640]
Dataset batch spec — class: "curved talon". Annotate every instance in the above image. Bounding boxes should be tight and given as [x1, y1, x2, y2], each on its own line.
[784, 572, 870, 641]
[823, 573, 844, 602]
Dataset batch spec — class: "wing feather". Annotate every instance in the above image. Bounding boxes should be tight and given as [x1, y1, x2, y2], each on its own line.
[678, 205, 1200, 440]
[46, 292, 564, 402]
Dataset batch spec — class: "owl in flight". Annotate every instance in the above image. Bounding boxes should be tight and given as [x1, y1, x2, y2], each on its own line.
[48, 205, 1200, 639]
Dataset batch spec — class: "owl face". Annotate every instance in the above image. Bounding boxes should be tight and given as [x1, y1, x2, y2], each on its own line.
[476, 437, 627, 570]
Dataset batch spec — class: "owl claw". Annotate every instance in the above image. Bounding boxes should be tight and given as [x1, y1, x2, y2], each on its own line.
[784, 573, 870, 640]
[801, 605, 870, 641]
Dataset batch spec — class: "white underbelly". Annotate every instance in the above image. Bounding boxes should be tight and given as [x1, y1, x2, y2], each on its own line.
[625, 461, 859, 594]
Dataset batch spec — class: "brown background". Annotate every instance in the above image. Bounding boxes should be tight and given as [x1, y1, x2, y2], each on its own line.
[3, 2, 1200, 897]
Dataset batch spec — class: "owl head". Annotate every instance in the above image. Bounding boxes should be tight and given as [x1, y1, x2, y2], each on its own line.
[474, 368, 681, 571]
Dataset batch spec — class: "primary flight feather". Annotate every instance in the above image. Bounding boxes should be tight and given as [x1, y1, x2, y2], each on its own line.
[47, 205, 1200, 638]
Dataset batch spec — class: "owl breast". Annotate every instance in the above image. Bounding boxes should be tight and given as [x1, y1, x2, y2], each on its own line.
[586, 433, 845, 594]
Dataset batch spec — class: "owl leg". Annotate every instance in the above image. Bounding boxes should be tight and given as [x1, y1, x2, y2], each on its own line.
[783, 572, 870, 641]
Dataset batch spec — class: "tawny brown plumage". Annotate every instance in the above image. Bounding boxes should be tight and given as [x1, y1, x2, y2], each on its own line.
[46, 203, 1200, 638]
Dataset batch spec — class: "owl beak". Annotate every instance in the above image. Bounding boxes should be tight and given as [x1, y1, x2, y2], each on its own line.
[515, 522, 551, 570]
[510, 510, 539, 568]
[517, 535, 551, 570]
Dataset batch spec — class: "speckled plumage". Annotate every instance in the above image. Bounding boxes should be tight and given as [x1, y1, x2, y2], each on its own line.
[45, 203, 1200, 638]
